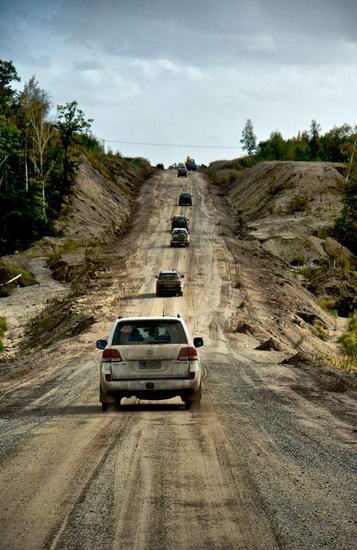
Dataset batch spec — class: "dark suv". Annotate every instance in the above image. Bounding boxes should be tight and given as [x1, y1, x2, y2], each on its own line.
[179, 192, 192, 206]
[177, 164, 187, 177]
[186, 159, 197, 171]
[171, 215, 189, 232]
[156, 270, 185, 296]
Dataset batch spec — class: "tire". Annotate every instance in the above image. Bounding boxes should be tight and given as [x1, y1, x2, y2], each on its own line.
[193, 385, 202, 403]
[185, 386, 201, 410]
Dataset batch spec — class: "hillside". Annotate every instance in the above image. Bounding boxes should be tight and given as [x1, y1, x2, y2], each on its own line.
[207, 159, 357, 371]
[0, 154, 153, 352]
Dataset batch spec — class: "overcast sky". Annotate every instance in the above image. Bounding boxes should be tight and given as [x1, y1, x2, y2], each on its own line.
[1, 0, 356, 165]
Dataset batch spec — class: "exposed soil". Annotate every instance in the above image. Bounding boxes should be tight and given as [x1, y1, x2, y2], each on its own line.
[0, 170, 356, 550]
[0, 155, 153, 356]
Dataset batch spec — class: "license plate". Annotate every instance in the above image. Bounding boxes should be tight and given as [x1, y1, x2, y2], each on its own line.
[139, 361, 161, 369]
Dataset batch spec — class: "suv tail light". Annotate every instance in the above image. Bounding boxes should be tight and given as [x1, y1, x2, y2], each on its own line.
[102, 348, 122, 363]
[177, 346, 198, 361]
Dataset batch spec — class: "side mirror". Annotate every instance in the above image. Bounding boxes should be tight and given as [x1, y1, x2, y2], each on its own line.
[155, 275, 158, 279]
[194, 337, 204, 348]
[96, 339, 107, 350]
[182, 274, 185, 278]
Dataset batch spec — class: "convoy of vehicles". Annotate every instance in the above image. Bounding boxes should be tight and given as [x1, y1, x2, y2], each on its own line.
[97, 163, 203, 410]
[171, 228, 190, 247]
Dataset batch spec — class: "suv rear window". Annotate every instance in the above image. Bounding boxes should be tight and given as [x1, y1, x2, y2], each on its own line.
[112, 320, 187, 345]
[159, 272, 180, 280]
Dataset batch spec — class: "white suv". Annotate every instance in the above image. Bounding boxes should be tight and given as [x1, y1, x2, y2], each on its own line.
[171, 228, 190, 247]
[96, 315, 203, 410]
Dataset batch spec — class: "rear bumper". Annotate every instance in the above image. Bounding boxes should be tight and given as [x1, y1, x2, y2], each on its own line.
[101, 377, 200, 401]
[156, 286, 182, 295]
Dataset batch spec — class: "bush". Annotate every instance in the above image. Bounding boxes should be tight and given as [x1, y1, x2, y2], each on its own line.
[287, 194, 309, 214]
[339, 315, 357, 367]
[0, 316, 8, 352]
[290, 255, 305, 266]
[320, 297, 337, 311]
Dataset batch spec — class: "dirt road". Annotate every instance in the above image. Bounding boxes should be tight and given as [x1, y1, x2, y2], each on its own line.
[0, 170, 356, 550]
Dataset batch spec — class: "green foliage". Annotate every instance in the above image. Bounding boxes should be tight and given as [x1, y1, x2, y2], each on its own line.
[257, 131, 287, 160]
[320, 297, 337, 312]
[0, 59, 102, 254]
[0, 115, 21, 189]
[287, 194, 308, 214]
[206, 158, 245, 187]
[335, 158, 357, 254]
[0, 316, 7, 353]
[239, 120, 357, 163]
[290, 255, 305, 266]
[339, 315, 357, 367]
[56, 101, 93, 193]
[309, 120, 321, 160]
[0, 179, 50, 254]
[76, 133, 104, 154]
[240, 119, 256, 156]
[313, 323, 329, 341]
[0, 60, 19, 113]
[48, 239, 81, 268]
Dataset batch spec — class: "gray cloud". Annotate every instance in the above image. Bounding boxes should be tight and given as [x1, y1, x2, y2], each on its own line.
[1, 0, 357, 166]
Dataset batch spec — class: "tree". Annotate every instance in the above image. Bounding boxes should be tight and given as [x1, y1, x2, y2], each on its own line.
[0, 115, 20, 191]
[20, 77, 55, 203]
[55, 101, 93, 192]
[240, 119, 257, 156]
[0, 59, 20, 113]
[335, 141, 357, 254]
[309, 119, 321, 160]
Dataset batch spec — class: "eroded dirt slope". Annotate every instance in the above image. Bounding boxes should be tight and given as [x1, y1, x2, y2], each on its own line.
[0, 170, 356, 550]
[213, 160, 356, 359]
[0, 155, 152, 354]
[227, 161, 345, 263]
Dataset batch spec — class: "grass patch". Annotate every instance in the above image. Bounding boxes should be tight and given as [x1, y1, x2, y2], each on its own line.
[338, 315, 357, 369]
[290, 255, 305, 266]
[0, 316, 8, 352]
[48, 239, 81, 268]
[320, 297, 337, 313]
[287, 194, 309, 214]
[0, 260, 36, 296]
[313, 323, 329, 341]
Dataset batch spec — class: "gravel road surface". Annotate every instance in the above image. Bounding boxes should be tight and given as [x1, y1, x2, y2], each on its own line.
[0, 170, 356, 550]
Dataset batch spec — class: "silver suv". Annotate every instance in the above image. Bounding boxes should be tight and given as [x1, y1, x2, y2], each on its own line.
[171, 228, 190, 247]
[96, 316, 203, 410]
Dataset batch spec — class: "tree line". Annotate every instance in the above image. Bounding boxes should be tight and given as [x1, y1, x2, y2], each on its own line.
[240, 118, 356, 163]
[240, 119, 357, 253]
[0, 59, 97, 255]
